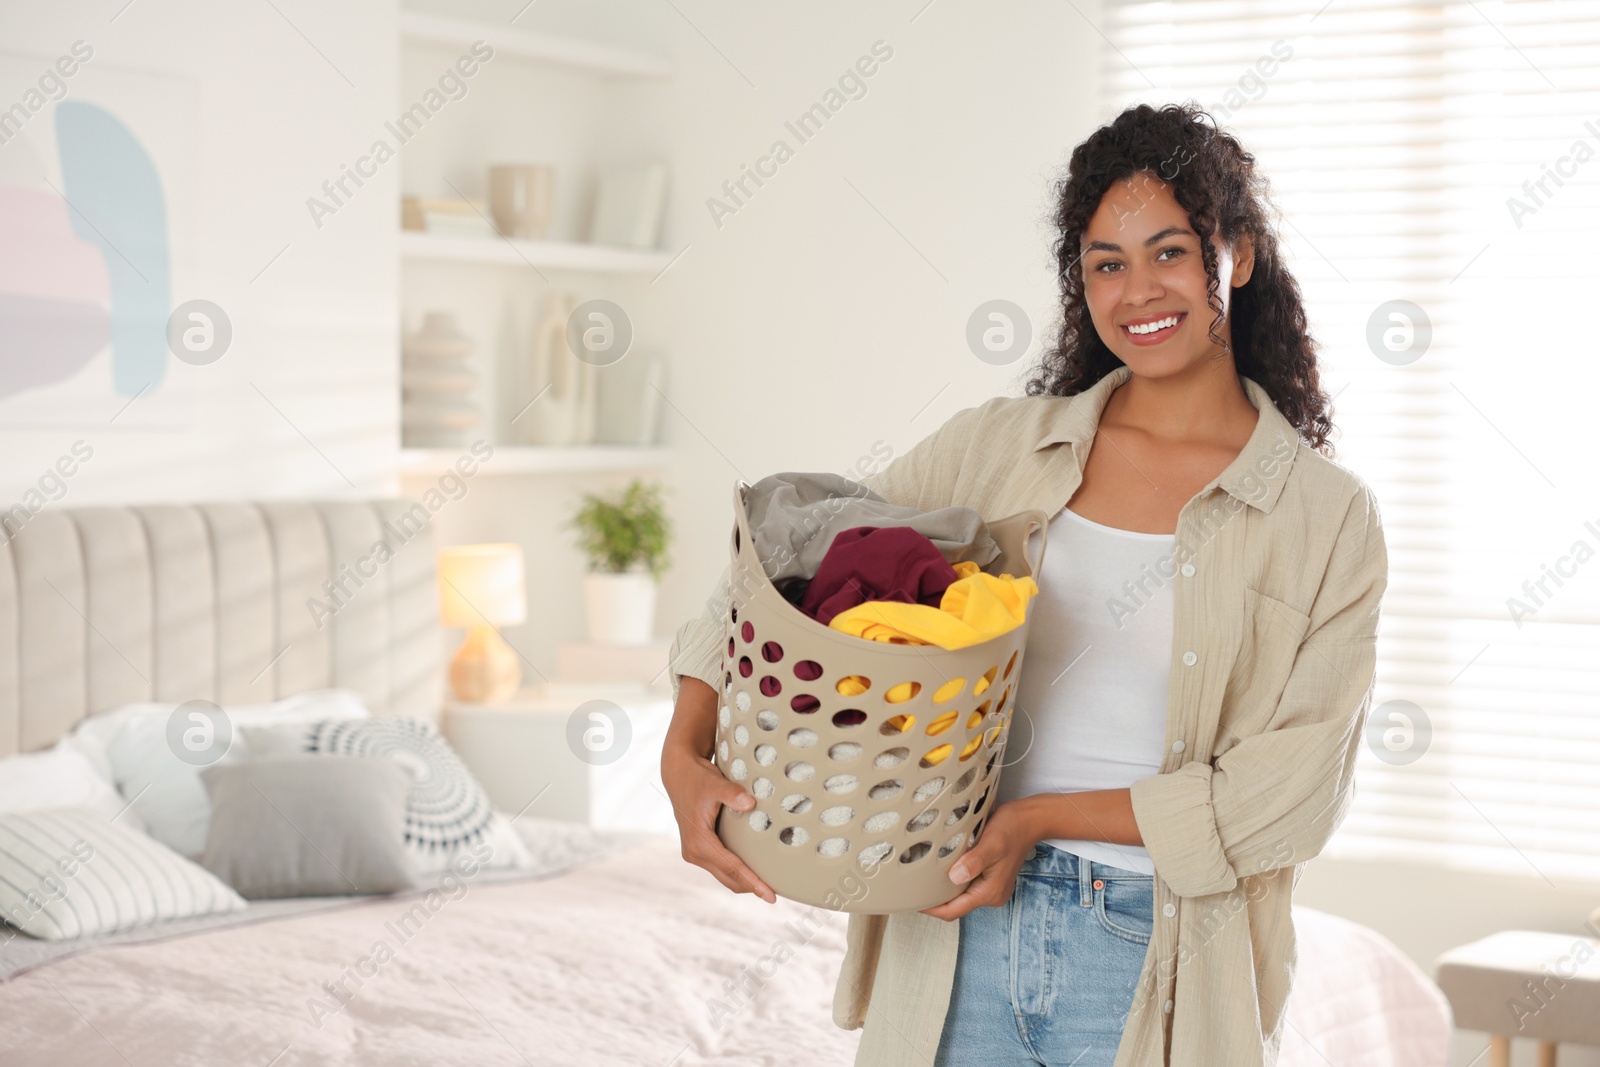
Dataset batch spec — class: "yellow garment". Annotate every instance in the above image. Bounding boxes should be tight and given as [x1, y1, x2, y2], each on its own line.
[835, 674, 919, 704]
[828, 567, 1038, 650]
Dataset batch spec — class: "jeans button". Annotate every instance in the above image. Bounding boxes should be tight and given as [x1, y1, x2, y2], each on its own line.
[1092, 878, 1104, 890]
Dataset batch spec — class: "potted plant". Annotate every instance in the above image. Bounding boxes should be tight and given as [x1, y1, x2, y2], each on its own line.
[567, 478, 671, 645]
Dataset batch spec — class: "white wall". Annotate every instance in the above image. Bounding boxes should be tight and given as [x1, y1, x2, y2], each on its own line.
[633, 0, 1105, 666]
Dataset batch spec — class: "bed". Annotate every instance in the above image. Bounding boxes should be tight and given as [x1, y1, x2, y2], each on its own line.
[0, 500, 1452, 1066]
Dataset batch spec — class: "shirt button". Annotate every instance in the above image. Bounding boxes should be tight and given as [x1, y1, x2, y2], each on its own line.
[1181, 563, 1195, 577]
[1181, 651, 1198, 666]
[1171, 740, 1185, 754]
[1163, 902, 1176, 917]
[1164, 999, 1174, 1014]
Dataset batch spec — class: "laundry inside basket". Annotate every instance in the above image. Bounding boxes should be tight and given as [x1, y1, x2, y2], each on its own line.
[743, 471, 1037, 650]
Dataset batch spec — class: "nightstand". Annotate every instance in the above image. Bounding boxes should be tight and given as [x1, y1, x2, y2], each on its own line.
[442, 684, 677, 835]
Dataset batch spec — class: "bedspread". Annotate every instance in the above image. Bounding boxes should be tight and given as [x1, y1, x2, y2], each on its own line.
[1, 836, 860, 1067]
[0, 836, 1448, 1067]
[1278, 906, 1452, 1067]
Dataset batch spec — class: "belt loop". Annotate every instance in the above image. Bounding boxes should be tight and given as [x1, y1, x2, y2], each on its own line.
[1079, 853, 1093, 907]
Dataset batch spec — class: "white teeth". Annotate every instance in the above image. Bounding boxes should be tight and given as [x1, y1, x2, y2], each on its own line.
[1127, 314, 1180, 335]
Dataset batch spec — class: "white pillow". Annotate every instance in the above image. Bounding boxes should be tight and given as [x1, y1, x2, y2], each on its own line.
[0, 807, 246, 940]
[0, 748, 145, 831]
[54, 690, 371, 859]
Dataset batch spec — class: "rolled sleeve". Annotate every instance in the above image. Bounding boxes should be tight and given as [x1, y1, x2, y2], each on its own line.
[1128, 761, 1235, 897]
[1131, 484, 1389, 898]
[668, 560, 731, 707]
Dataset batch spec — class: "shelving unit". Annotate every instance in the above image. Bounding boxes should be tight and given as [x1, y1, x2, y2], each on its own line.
[397, 10, 675, 475]
[399, 231, 675, 275]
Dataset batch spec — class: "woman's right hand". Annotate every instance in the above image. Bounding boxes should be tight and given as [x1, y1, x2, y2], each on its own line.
[661, 743, 776, 904]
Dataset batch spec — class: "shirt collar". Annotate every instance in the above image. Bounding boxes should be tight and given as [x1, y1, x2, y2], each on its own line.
[1031, 363, 1301, 514]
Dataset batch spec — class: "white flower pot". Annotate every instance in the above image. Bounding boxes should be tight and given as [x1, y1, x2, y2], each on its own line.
[583, 571, 657, 645]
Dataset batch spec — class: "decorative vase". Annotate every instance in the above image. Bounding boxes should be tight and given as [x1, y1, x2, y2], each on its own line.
[489, 163, 555, 239]
[582, 571, 657, 645]
[512, 290, 598, 446]
[402, 312, 481, 448]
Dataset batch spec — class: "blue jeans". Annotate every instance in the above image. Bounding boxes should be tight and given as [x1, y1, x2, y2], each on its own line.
[933, 843, 1154, 1067]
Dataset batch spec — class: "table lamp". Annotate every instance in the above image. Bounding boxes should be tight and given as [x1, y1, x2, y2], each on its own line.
[438, 543, 527, 703]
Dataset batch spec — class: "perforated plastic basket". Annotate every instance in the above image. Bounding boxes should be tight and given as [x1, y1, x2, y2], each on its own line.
[713, 479, 1049, 914]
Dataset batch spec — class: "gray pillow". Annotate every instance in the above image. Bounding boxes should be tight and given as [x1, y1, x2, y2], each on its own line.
[199, 755, 417, 899]
[238, 717, 533, 876]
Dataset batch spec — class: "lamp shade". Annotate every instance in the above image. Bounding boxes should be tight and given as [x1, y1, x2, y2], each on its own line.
[438, 543, 527, 628]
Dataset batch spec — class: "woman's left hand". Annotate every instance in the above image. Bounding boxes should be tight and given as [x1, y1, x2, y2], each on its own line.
[919, 798, 1040, 922]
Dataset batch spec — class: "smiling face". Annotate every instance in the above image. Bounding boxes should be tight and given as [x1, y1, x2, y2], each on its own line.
[1079, 172, 1254, 378]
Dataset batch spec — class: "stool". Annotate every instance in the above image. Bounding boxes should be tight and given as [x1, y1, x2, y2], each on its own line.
[1435, 927, 1600, 1067]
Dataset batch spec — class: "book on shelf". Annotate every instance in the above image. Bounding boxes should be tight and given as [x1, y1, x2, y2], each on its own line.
[401, 196, 496, 238]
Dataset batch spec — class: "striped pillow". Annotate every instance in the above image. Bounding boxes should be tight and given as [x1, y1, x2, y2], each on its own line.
[0, 808, 246, 941]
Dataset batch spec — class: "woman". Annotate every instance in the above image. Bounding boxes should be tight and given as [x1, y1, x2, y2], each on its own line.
[663, 102, 1388, 1067]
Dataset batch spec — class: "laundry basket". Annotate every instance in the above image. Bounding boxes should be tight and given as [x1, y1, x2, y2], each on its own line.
[713, 479, 1049, 914]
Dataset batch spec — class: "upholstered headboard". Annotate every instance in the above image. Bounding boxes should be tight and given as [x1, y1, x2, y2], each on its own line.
[0, 500, 443, 756]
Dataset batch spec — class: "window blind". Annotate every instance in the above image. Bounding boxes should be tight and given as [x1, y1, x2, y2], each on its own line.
[1100, 0, 1600, 884]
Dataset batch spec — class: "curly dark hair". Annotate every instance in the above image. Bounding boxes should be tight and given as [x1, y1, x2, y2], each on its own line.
[1023, 101, 1336, 455]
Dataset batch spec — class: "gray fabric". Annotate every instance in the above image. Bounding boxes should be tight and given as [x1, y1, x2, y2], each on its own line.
[199, 755, 417, 899]
[744, 471, 999, 588]
[0, 816, 648, 982]
[235, 716, 531, 877]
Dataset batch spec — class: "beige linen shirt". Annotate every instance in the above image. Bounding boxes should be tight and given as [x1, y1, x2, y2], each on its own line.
[668, 363, 1389, 1067]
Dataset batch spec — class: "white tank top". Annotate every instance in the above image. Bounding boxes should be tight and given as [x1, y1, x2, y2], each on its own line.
[995, 504, 1176, 874]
